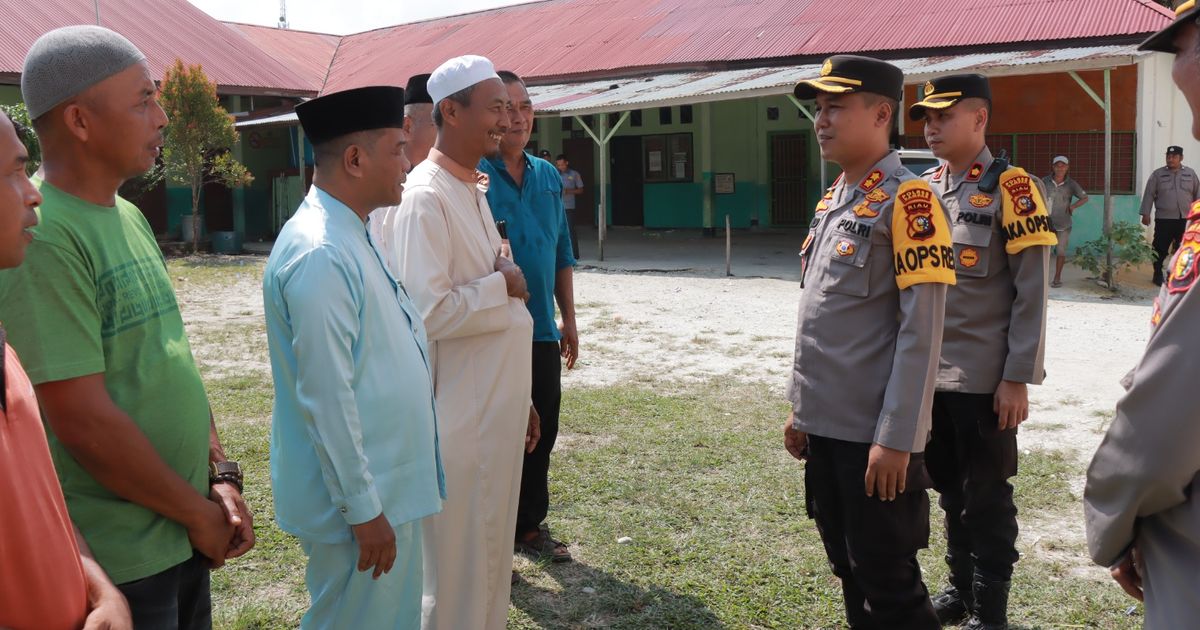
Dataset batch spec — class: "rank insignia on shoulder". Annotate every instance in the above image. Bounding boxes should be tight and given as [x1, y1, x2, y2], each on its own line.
[853, 202, 880, 218]
[861, 170, 884, 191]
[835, 239, 856, 256]
[865, 188, 890, 203]
[969, 193, 994, 208]
[959, 247, 980, 268]
[966, 163, 984, 181]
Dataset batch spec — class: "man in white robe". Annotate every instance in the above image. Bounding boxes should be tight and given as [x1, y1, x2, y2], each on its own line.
[372, 55, 537, 630]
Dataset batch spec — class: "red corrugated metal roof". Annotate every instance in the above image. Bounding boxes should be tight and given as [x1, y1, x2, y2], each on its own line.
[0, 0, 314, 95]
[224, 22, 340, 92]
[322, 0, 1172, 94]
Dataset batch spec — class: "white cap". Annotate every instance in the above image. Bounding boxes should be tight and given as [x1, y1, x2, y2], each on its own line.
[1052, 155, 1069, 165]
[427, 55, 500, 104]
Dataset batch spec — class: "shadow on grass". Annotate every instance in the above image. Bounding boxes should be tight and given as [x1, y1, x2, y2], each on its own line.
[512, 557, 724, 629]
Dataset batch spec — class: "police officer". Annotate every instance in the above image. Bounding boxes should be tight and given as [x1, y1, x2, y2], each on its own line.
[1140, 145, 1200, 285]
[1085, 4, 1200, 627]
[910, 74, 1056, 630]
[783, 55, 953, 629]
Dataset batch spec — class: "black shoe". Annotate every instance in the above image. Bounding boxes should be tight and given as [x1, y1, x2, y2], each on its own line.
[931, 586, 971, 626]
[964, 572, 1010, 630]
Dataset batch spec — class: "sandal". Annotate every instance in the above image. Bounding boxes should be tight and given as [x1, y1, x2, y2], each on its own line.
[1051, 280, 1063, 288]
[514, 527, 573, 563]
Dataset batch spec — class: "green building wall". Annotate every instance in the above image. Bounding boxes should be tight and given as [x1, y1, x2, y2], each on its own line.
[532, 94, 820, 230]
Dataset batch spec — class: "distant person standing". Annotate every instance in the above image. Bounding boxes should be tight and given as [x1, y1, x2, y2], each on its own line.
[556, 154, 584, 259]
[1140, 145, 1200, 285]
[1042, 156, 1088, 287]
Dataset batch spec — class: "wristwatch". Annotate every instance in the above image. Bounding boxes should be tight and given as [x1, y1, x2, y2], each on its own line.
[209, 460, 244, 494]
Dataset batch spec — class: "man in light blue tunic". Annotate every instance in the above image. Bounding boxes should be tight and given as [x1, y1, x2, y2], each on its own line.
[263, 85, 445, 629]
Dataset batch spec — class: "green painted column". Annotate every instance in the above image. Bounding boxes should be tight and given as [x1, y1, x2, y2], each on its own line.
[700, 102, 714, 234]
[230, 95, 246, 240]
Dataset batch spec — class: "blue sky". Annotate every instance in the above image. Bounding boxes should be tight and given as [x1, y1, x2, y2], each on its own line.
[187, 0, 537, 34]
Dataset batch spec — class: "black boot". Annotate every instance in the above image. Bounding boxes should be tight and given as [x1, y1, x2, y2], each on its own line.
[964, 571, 1010, 630]
[931, 548, 973, 625]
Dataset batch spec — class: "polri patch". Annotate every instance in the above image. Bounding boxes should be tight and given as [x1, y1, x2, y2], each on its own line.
[835, 239, 856, 256]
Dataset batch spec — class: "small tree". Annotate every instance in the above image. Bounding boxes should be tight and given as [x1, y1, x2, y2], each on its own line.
[1073, 220, 1157, 290]
[0, 103, 41, 175]
[160, 59, 252, 252]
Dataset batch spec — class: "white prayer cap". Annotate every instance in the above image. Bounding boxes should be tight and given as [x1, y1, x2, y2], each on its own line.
[1052, 155, 1069, 165]
[427, 55, 500, 104]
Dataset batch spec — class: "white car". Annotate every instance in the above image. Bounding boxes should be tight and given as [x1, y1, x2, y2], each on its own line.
[898, 148, 941, 175]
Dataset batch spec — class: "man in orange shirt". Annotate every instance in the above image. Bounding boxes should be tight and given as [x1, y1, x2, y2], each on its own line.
[0, 110, 131, 629]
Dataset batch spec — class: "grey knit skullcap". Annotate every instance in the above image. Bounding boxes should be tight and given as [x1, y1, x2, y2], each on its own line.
[21, 25, 146, 120]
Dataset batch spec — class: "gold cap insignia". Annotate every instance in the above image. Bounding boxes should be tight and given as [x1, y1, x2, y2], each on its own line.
[821, 59, 832, 77]
[924, 81, 935, 97]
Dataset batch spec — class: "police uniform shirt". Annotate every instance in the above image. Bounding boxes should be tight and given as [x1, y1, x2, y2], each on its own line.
[1140, 165, 1200, 219]
[1084, 199, 1200, 628]
[788, 150, 955, 453]
[925, 147, 1055, 393]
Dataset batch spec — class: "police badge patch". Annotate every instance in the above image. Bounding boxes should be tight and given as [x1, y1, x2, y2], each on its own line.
[1168, 224, 1200, 294]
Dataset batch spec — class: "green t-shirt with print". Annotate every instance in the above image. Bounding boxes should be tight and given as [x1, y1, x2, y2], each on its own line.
[0, 179, 211, 584]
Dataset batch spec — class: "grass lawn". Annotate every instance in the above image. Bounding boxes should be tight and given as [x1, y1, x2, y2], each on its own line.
[172, 258, 1140, 629]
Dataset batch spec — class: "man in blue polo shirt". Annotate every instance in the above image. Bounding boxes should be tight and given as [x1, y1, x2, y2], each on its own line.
[480, 70, 578, 565]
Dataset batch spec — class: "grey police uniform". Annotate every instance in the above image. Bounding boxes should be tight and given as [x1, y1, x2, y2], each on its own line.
[922, 148, 1055, 609]
[1140, 165, 1200, 220]
[1085, 199, 1200, 629]
[1142, 164, 1200, 284]
[789, 148, 954, 630]
[932, 147, 1053, 394]
[789, 149, 955, 453]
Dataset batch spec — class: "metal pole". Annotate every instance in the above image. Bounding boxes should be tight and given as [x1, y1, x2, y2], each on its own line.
[598, 114, 608, 261]
[1104, 68, 1114, 286]
[94, 0, 100, 24]
[725, 214, 732, 276]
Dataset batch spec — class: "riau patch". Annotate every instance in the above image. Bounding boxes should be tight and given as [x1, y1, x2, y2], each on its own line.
[999, 169, 1056, 255]
[865, 188, 890, 203]
[853, 202, 880, 218]
[835, 239, 856, 256]
[861, 170, 884, 191]
[966, 163, 984, 182]
[1168, 223, 1200, 294]
[969, 193, 994, 208]
[900, 186, 936, 241]
[959, 247, 980, 268]
[892, 180, 957, 289]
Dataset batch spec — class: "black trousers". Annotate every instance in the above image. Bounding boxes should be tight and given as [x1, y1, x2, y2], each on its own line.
[117, 551, 212, 630]
[567, 214, 581, 260]
[1152, 218, 1187, 283]
[804, 435, 939, 630]
[515, 341, 563, 538]
[926, 392, 1020, 580]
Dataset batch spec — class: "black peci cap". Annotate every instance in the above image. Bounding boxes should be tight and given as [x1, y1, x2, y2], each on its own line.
[908, 74, 991, 120]
[794, 55, 904, 102]
[1140, 0, 1198, 53]
[1169, 145, 1184, 155]
[404, 74, 432, 105]
[295, 86, 406, 145]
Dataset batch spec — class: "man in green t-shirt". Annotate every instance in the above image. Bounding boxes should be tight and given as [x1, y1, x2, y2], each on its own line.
[0, 26, 253, 629]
